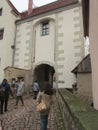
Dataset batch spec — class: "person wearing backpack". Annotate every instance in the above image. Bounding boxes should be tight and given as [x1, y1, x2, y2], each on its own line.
[0, 84, 5, 114]
[0, 79, 13, 114]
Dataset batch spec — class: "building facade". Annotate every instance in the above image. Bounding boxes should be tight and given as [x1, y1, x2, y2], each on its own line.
[0, 0, 20, 82]
[89, 0, 98, 110]
[72, 54, 92, 105]
[0, 0, 85, 89]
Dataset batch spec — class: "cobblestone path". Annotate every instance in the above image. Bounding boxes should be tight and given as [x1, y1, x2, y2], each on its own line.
[0, 96, 55, 130]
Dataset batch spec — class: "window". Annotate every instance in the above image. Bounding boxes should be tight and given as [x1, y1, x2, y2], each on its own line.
[42, 21, 49, 35]
[0, 8, 2, 16]
[0, 29, 4, 40]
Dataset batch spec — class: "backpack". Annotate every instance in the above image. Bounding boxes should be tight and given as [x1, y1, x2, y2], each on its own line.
[0, 85, 5, 97]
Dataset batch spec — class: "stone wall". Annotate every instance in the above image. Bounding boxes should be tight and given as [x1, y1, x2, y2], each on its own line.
[76, 73, 93, 105]
[57, 88, 98, 130]
[4, 66, 31, 94]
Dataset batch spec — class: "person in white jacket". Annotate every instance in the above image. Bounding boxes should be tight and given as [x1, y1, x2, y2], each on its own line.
[15, 78, 25, 108]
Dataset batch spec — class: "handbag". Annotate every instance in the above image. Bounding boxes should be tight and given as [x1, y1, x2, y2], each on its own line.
[36, 101, 47, 112]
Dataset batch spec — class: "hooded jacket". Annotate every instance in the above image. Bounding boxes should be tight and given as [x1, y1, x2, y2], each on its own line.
[1, 79, 13, 98]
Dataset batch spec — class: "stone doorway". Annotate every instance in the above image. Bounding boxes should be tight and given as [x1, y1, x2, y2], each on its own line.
[33, 64, 55, 90]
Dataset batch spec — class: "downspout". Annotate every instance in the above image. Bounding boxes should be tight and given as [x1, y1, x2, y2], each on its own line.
[55, 14, 58, 90]
[12, 22, 17, 67]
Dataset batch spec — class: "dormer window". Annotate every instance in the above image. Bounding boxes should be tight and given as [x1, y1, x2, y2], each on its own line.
[0, 29, 4, 40]
[42, 21, 49, 36]
[0, 8, 2, 16]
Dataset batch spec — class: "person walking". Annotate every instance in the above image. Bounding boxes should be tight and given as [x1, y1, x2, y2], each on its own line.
[0, 79, 13, 114]
[0, 120, 2, 130]
[32, 80, 39, 99]
[36, 82, 53, 130]
[15, 78, 25, 108]
[0, 84, 5, 114]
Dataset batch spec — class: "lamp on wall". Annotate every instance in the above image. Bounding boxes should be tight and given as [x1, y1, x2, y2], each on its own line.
[11, 45, 15, 49]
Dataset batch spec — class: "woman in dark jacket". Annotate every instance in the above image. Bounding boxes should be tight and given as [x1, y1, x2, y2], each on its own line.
[0, 79, 13, 114]
[36, 82, 53, 130]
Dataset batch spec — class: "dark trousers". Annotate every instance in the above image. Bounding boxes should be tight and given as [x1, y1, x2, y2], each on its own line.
[33, 91, 39, 99]
[4, 98, 8, 111]
[16, 96, 24, 105]
[0, 97, 8, 114]
[0, 98, 4, 114]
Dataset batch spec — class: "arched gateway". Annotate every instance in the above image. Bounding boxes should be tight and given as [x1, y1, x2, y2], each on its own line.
[33, 64, 55, 90]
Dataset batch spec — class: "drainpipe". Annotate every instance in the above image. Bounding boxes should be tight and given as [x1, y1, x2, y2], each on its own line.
[12, 23, 17, 67]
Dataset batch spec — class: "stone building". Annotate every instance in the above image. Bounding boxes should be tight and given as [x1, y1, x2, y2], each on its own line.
[89, 0, 98, 110]
[72, 54, 92, 104]
[0, 0, 85, 89]
[4, 66, 31, 91]
[0, 0, 20, 82]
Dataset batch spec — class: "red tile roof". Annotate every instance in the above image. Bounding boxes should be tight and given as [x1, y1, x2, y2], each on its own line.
[71, 54, 91, 73]
[7, 0, 78, 20]
[6, 0, 88, 37]
[20, 0, 78, 19]
[6, 0, 20, 15]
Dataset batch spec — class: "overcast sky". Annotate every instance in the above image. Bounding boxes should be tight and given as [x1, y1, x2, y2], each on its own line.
[10, 0, 57, 12]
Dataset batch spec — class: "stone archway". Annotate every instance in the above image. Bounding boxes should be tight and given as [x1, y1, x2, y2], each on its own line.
[33, 64, 55, 90]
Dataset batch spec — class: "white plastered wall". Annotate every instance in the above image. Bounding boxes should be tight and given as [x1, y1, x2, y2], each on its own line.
[14, 4, 85, 89]
[0, 0, 18, 82]
[89, 0, 98, 110]
[57, 6, 85, 88]
[34, 18, 55, 65]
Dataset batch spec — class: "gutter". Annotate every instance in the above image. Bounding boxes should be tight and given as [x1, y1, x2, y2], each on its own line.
[15, 0, 79, 24]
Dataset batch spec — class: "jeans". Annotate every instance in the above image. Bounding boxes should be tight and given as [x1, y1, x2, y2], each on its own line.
[16, 96, 24, 105]
[40, 115, 48, 130]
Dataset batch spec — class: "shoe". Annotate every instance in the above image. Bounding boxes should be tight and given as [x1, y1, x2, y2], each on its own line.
[14, 105, 18, 109]
[4, 109, 8, 112]
[33, 97, 36, 100]
[0, 112, 3, 114]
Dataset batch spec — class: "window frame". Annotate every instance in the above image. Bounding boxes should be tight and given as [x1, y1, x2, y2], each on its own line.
[0, 29, 4, 40]
[41, 21, 49, 36]
[0, 8, 2, 16]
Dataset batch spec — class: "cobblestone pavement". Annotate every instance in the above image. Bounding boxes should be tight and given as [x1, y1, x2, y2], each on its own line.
[0, 95, 55, 130]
